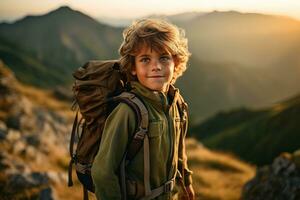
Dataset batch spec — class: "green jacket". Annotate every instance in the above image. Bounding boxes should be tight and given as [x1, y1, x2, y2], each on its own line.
[91, 81, 193, 200]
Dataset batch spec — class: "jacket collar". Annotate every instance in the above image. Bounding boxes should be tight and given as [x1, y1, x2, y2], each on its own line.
[130, 81, 180, 112]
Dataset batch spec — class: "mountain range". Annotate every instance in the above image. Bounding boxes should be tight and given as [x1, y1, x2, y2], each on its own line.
[1, 6, 300, 121]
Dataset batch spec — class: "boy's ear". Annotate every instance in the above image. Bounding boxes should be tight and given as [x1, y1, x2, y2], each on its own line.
[173, 56, 179, 73]
[131, 69, 137, 75]
[173, 55, 179, 67]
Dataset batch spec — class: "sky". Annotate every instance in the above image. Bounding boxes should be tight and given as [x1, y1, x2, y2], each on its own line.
[1, 0, 300, 22]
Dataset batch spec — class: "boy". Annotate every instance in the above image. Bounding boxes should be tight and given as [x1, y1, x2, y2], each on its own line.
[91, 18, 194, 200]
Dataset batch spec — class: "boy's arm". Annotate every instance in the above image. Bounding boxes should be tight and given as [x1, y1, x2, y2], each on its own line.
[91, 103, 136, 200]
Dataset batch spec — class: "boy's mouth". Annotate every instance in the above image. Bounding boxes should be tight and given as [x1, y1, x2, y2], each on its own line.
[147, 75, 164, 78]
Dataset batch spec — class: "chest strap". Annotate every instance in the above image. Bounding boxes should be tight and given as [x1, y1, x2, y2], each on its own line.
[140, 177, 176, 200]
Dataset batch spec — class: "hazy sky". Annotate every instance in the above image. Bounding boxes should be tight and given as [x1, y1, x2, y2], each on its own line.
[1, 0, 300, 22]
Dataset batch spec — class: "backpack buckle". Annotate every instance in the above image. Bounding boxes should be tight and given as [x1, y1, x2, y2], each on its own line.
[134, 127, 147, 140]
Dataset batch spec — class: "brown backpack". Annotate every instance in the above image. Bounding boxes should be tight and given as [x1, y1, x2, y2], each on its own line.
[68, 60, 149, 199]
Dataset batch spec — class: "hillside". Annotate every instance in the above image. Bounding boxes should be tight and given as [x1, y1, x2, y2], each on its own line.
[186, 139, 255, 199]
[175, 11, 300, 121]
[0, 6, 123, 87]
[190, 93, 300, 165]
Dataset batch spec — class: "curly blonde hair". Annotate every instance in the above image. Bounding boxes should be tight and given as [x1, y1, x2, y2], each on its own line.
[119, 18, 191, 84]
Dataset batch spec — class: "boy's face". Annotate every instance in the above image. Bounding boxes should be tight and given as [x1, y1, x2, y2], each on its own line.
[132, 46, 174, 93]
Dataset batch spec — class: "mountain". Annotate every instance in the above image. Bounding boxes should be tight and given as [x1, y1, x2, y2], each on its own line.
[175, 10, 300, 68]
[0, 6, 123, 87]
[97, 11, 207, 27]
[190, 93, 300, 165]
[1, 6, 300, 121]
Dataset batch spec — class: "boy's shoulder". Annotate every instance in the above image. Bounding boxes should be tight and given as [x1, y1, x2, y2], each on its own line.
[109, 102, 136, 120]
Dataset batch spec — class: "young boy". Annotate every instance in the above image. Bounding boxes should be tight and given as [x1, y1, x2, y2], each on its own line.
[91, 18, 194, 200]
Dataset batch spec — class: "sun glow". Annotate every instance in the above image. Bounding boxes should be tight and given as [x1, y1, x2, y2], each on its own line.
[0, 0, 300, 22]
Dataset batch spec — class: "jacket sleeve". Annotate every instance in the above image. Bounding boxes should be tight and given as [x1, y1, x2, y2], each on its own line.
[91, 103, 137, 200]
[177, 102, 193, 186]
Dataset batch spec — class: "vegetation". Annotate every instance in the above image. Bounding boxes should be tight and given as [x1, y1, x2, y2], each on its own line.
[191, 94, 300, 165]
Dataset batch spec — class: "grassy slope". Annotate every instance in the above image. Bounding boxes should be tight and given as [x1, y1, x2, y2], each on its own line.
[191, 94, 300, 165]
[58, 138, 255, 200]
[185, 139, 254, 199]
[0, 38, 66, 88]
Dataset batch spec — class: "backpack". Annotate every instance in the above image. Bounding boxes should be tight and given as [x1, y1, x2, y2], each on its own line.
[68, 60, 150, 199]
[68, 60, 189, 200]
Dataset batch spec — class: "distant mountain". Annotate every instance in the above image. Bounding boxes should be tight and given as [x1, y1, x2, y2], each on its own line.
[0, 6, 123, 87]
[173, 11, 300, 120]
[176, 10, 300, 68]
[190, 93, 300, 165]
[97, 11, 207, 27]
[1, 6, 300, 121]
[97, 16, 135, 27]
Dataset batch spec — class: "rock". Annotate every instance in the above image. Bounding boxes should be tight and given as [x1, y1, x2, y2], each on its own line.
[38, 187, 58, 200]
[46, 171, 67, 185]
[0, 121, 7, 140]
[23, 145, 39, 160]
[272, 152, 296, 176]
[13, 140, 26, 155]
[0, 120, 7, 130]
[293, 150, 300, 169]
[1, 171, 59, 200]
[6, 114, 21, 130]
[0, 152, 11, 171]
[6, 172, 49, 192]
[25, 134, 41, 147]
[242, 151, 300, 200]
[6, 129, 21, 142]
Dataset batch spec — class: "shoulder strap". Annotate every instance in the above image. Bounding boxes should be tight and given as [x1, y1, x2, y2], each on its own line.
[113, 92, 150, 199]
[113, 92, 149, 161]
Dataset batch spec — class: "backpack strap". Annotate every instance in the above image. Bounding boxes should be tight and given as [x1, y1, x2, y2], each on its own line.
[117, 92, 180, 199]
[114, 92, 151, 198]
[68, 110, 79, 187]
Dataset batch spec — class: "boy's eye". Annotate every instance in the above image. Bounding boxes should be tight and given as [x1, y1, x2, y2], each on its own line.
[140, 58, 150, 63]
[160, 56, 171, 62]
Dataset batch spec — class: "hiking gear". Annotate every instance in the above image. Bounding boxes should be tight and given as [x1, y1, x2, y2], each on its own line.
[91, 81, 193, 200]
[68, 60, 151, 199]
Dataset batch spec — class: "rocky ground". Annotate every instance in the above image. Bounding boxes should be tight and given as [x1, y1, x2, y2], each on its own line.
[242, 150, 300, 200]
[0, 60, 72, 200]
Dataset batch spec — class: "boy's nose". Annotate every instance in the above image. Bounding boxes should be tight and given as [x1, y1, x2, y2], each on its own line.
[152, 60, 162, 71]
